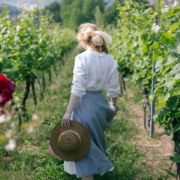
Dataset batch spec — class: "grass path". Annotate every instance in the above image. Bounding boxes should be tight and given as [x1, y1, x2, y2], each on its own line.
[0, 47, 174, 179]
[125, 88, 176, 178]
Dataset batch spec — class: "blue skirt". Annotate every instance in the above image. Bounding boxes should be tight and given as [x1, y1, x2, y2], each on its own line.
[64, 90, 117, 178]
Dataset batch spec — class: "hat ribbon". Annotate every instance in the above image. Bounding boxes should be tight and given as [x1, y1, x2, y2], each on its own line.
[59, 130, 81, 149]
[84, 27, 112, 46]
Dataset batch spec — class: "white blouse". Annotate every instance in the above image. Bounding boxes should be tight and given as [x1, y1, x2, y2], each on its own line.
[71, 50, 120, 98]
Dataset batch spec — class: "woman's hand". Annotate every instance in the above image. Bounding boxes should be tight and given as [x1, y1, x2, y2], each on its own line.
[61, 93, 80, 129]
[114, 104, 119, 111]
[111, 97, 119, 112]
[48, 141, 62, 160]
[61, 112, 71, 129]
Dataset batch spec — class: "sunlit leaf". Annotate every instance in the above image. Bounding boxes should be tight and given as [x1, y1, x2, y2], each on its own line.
[151, 12, 158, 19]
[152, 53, 159, 62]
[21, 122, 41, 129]
[150, 42, 159, 49]
[156, 102, 166, 109]
[163, 32, 173, 40]
[10, 53, 19, 57]
[0, 135, 7, 141]
[170, 23, 178, 32]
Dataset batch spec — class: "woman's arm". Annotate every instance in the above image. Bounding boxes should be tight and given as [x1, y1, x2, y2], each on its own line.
[61, 93, 80, 129]
[107, 60, 120, 99]
[61, 55, 87, 129]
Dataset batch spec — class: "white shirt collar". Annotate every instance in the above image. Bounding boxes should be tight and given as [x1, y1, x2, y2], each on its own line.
[86, 50, 107, 57]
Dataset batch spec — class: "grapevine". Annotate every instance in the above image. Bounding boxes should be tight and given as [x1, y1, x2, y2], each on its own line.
[110, 0, 180, 177]
[0, 3, 77, 153]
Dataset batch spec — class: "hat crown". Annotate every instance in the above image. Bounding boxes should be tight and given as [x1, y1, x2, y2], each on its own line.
[58, 130, 81, 152]
[50, 121, 91, 161]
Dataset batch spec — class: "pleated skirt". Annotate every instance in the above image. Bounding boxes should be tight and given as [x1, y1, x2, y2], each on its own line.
[64, 90, 117, 178]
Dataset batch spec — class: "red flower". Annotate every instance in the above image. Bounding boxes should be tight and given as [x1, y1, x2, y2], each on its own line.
[2, 90, 13, 101]
[6, 80, 16, 94]
[0, 74, 8, 91]
[0, 94, 7, 107]
[0, 110, 5, 115]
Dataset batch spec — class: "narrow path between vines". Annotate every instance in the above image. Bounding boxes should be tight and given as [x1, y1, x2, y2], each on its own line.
[0, 47, 175, 180]
[123, 87, 176, 179]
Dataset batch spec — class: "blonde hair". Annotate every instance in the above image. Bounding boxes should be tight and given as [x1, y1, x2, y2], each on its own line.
[78, 23, 108, 54]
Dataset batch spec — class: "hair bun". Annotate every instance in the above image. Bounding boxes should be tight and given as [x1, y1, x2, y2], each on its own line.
[83, 29, 93, 40]
[92, 35, 104, 46]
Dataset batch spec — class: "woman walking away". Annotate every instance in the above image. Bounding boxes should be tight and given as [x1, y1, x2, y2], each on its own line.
[49, 23, 120, 180]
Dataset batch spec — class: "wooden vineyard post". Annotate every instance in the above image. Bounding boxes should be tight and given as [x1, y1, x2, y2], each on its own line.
[42, 73, 46, 92]
[31, 78, 37, 108]
[150, 16, 158, 138]
[21, 75, 30, 115]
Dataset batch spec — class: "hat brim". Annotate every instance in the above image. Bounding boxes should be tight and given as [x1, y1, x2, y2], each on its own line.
[50, 121, 91, 161]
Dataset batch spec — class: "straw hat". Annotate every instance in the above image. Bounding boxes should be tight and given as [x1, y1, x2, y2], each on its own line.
[50, 121, 91, 161]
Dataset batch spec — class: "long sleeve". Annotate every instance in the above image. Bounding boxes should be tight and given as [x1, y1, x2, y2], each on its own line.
[106, 60, 120, 98]
[71, 56, 87, 98]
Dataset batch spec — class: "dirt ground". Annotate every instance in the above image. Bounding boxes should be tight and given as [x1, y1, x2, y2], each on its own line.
[126, 88, 176, 179]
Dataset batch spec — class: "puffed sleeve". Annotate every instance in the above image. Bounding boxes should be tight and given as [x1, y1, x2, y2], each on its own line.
[106, 60, 120, 98]
[71, 55, 87, 97]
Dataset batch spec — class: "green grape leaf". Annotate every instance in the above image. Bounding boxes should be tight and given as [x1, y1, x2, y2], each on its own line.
[166, 96, 179, 111]
[158, 107, 167, 118]
[172, 89, 180, 96]
[170, 23, 178, 32]
[151, 12, 158, 19]
[152, 53, 159, 62]
[10, 53, 19, 57]
[174, 123, 180, 132]
[32, 69, 42, 79]
[141, 34, 148, 44]
[165, 80, 175, 89]
[2, 67, 18, 73]
[170, 155, 180, 163]
[18, 31, 24, 37]
[150, 42, 159, 49]
[168, 42, 178, 53]
[1, 27, 7, 33]
[149, 94, 155, 104]
[156, 102, 166, 109]
[20, 22, 27, 29]
[166, 54, 178, 65]
[154, 89, 164, 96]
[6, 20, 11, 27]
[0, 61, 3, 73]
[175, 74, 180, 80]
[0, 57, 4, 73]
[163, 32, 173, 40]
